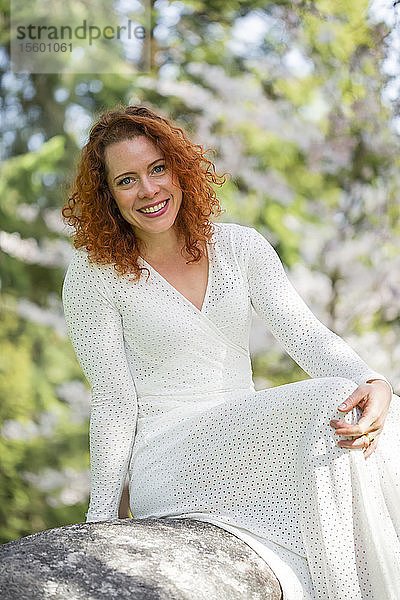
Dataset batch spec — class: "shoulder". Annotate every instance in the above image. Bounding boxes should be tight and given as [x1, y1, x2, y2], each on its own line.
[67, 246, 89, 267]
[64, 247, 94, 280]
[211, 221, 257, 241]
[211, 221, 269, 249]
[64, 246, 114, 276]
[210, 222, 272, 272]
[212, 223, 281, 276]
[63, 246, 109, 294]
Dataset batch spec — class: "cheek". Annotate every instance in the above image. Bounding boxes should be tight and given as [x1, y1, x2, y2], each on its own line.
[113, 191, 133, 209]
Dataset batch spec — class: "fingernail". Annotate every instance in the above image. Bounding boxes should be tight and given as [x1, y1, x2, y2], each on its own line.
[338, 403, 346, 409]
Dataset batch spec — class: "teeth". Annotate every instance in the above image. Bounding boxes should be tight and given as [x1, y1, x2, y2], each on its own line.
[139, 199, 167, 214]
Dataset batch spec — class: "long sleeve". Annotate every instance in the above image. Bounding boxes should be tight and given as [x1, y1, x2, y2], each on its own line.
[62, 249, 138, 523]
[246, 227, 393, 393]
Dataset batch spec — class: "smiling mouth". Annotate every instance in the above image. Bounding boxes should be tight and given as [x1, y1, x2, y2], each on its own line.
[137, 199, 169, 214]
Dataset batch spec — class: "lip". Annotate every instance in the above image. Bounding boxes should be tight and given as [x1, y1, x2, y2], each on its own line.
[137, 198, 169, 211]
[136, 198, 170, 218]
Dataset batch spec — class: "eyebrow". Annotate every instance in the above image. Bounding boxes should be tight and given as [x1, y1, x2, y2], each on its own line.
[112, 158, 165, 182]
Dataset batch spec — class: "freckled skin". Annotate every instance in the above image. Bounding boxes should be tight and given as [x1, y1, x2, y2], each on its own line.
[105, 136, 183, 254]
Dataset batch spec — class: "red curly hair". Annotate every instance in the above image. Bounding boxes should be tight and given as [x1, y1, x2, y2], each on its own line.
[62, 104, 228, 281]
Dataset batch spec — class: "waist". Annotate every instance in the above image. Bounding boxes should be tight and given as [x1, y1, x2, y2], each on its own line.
[137, 386, 255, 419]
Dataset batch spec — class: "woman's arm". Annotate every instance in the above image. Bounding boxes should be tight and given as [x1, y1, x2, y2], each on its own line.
[246, 227, 393, 392]
[62, 249, 138, 523]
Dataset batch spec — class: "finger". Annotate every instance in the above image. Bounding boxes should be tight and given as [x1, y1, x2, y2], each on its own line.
[337, 435, 371, 450]
[337, 386, 368, 412]
[330, 419, 379, 438]
[347, 412, 377, 437]
[363, 436, 379, 459]
[332, 410, 377, 437]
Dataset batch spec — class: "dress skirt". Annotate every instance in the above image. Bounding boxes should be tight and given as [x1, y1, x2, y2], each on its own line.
[129, 377, 400, 600]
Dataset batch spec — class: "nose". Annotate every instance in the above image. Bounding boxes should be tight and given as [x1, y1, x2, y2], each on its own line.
[137, 175, 160, 199]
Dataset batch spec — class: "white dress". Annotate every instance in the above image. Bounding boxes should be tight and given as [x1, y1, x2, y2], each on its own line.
[62, 222, 400, 600]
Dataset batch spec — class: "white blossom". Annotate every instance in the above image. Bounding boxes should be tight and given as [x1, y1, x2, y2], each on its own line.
[17, 297, 67, 337]
[0, 230, 73, 267]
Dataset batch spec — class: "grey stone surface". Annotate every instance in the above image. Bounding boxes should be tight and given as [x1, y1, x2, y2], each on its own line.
[0, 517, 282, 599]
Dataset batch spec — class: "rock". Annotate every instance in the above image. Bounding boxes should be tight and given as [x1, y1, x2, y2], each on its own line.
[0, 517, 282, 599]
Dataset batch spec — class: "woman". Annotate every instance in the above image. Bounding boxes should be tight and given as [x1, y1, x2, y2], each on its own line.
[61, 105, 399, 600]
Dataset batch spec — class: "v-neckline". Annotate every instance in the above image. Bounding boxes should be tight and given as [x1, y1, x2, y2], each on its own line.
[138, 241, 213, 314]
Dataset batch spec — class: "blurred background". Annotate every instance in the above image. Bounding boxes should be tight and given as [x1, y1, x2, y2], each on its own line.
[1, 0, 399, 544]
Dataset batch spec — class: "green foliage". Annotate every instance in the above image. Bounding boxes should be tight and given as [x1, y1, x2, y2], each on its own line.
[0, 299, 88, 543]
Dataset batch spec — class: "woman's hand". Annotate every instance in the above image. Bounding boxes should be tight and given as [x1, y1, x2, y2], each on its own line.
[330, 379, 392, 459]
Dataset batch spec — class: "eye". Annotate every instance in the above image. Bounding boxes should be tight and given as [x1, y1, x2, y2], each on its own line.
[153, 164, 165, 174]
[118, 176, 134, 186]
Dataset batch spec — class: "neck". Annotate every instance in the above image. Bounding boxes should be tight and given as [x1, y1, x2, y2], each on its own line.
[135, 227, 185, 262]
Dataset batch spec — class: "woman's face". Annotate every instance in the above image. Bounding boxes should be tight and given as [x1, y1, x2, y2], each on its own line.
[105, 135, 183, 240]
